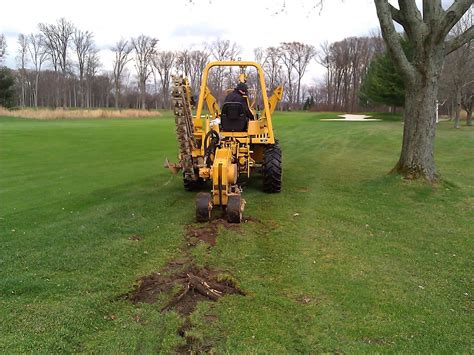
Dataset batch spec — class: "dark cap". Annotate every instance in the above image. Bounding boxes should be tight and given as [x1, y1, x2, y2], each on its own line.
[235, 82, 248, 93]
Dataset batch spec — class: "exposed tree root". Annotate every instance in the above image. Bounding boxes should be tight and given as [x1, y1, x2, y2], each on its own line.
[126, 262, 244, 315]
[390, 162, 439, 184]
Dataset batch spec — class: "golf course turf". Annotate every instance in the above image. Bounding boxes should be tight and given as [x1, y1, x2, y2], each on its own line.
[0, 111, 472, 352]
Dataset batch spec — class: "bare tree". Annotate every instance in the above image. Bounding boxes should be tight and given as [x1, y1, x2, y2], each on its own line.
[457, 12, 474, 128]
[0, 34, 6, 65]
[461, 78, 473, 126]
[39, 18, 75, 74]
[39, 25, 58, 71]
[176, 49, 191, 76]
[284, 42, 316, 105]
[319, 40, 348, 110]
[316, 41, 333, 107]
[16, 34, 29, 107]
[207, 39, 241, 100]
[73, 29, 94, 107]
[374, 0, 473, 181]
[84, 49, 101, 107]
[153, 51, 175, 108]
[132, 35, 158, 109]
[262, 47, 283, 91]
[111, 39, 133, 109]
[347, 37, 382, 112]
[316, 37, 383, 111]
[254, 47, 264, 64]
[280, 42, 299, 106]
[27, 33, 48, 107]
[446, 9, 473, 128]
[331, 40, 350, 110]
[254, 47, 286, 110]
[39, 18, 75, 107]
[189, 50, 209, 93]
[174, 49, 210, 95]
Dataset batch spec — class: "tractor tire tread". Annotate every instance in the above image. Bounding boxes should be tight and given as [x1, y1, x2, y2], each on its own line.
[262, 140, 282, 193]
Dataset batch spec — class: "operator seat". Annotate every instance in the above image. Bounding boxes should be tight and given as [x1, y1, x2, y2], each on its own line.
[220, 102, 248, 132]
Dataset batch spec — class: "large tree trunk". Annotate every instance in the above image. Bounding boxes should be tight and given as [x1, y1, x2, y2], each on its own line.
[466, 109, 473, 126]
[392, 72, 439, 182]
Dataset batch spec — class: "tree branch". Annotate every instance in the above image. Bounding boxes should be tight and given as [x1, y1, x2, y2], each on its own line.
[398, 0, 427, 40]
[445, 25, 474, 55]
[422, 0, 443, 24]
[439, 0, 473, 39]
[389, 4, 403, 25]
[374, 0, 415, 83]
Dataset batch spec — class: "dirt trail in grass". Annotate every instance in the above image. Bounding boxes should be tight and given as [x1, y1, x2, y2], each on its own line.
[125, 218, 247, 352]
[185, 219, 239, 247]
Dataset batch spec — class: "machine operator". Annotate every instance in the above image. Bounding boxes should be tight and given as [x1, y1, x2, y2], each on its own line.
[223, 82, 254, 120]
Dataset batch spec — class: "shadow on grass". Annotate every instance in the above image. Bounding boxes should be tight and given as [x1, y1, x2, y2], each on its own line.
[359, 172, 464, 204]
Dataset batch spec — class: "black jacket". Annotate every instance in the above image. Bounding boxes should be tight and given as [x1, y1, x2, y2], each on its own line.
[223, 90, 254, 119]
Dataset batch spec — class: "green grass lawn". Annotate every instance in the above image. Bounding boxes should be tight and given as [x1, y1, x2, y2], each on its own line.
[0, 112, 472, 352]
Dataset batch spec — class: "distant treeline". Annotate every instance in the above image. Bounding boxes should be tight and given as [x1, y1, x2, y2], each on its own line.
[0, 17, 471, 116]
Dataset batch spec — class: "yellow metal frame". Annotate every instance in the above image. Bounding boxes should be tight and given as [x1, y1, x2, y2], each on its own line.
[168, 60, 283, 217]
[195, 61, 277, 148]
[182, 61, 284, 209]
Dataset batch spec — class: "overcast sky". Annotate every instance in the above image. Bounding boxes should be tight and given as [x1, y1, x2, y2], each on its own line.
[0, 0, 451, 83]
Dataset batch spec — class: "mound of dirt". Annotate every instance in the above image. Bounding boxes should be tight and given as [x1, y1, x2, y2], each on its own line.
[186, 218, 239, 246]
[127, 261, 244, 315]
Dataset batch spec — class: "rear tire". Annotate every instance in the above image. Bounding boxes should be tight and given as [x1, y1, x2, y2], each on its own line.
[262, 141, 282, 193]
[196, 192, 212, 222]
[226, 195, 243, 223]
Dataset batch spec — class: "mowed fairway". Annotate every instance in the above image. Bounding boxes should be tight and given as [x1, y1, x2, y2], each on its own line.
[0, 112, 472, 352]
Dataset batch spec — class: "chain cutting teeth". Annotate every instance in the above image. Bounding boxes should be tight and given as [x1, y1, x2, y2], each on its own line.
[171, 75, 198, 180]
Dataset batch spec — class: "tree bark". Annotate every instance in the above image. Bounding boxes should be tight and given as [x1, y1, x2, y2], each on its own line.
[466, 109, 473, 126]
[392, 67, 440, 182]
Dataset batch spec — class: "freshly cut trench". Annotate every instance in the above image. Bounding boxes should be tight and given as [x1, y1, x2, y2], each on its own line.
[186, 218, 239, 246]
[126, 219, 244, 315]
[124, 217, 260, 352]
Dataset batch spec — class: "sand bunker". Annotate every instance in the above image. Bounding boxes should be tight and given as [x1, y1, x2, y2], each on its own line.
[321, 114, 381, 122]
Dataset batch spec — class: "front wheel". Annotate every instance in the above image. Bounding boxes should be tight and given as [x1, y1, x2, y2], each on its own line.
[262, 141, 282, 193]
[196, 192, 212, 222]
[226, 195, 243, 223]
